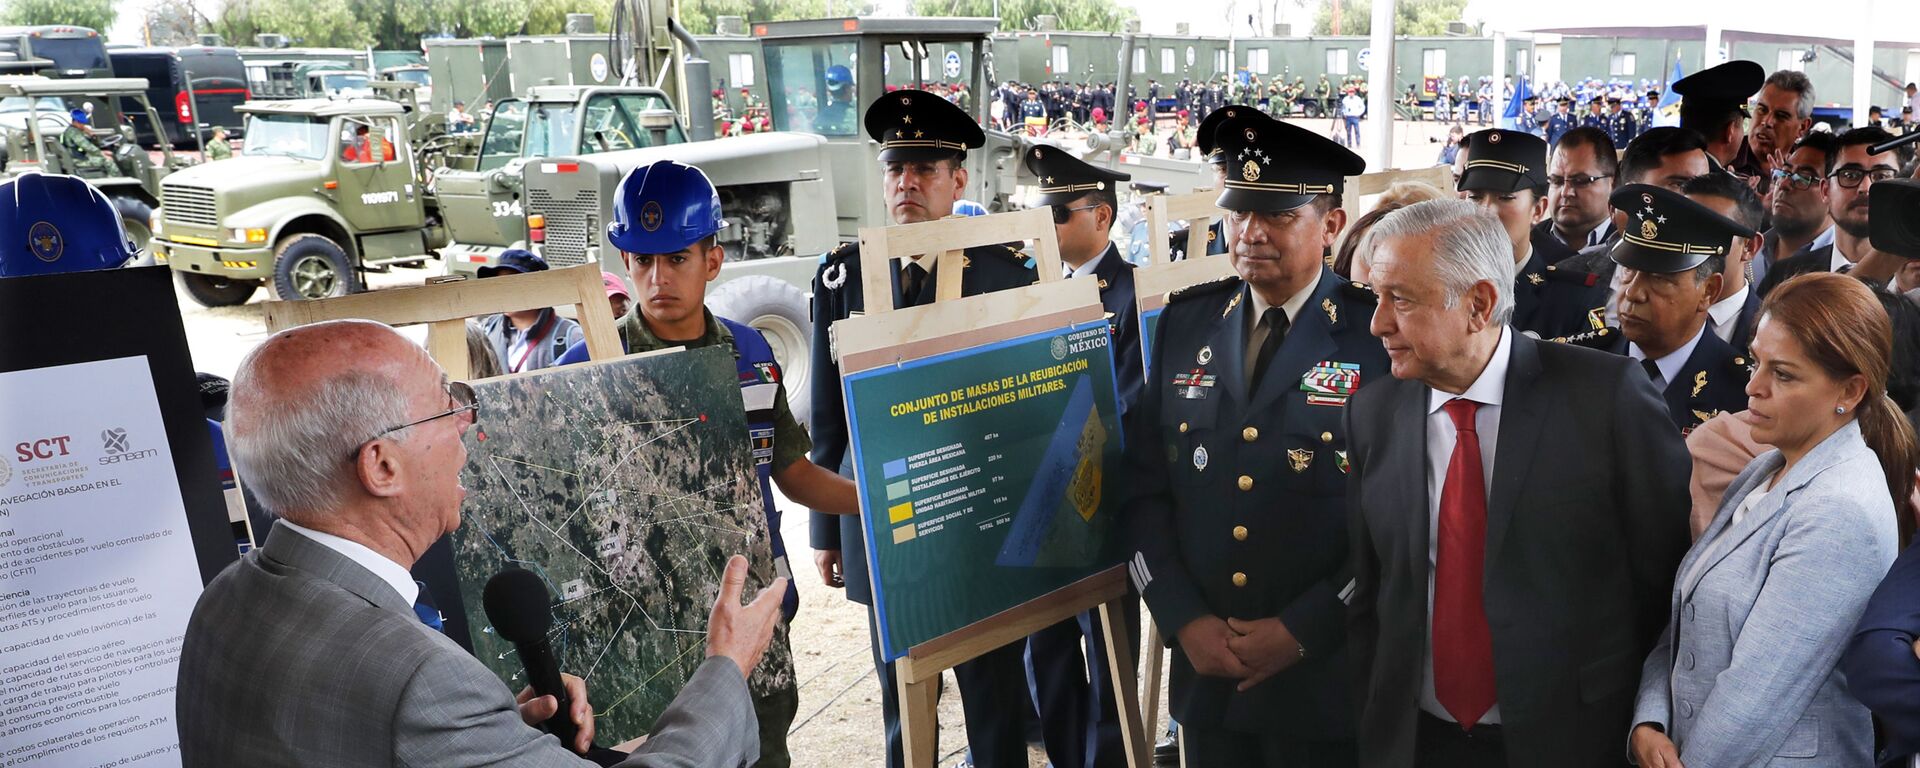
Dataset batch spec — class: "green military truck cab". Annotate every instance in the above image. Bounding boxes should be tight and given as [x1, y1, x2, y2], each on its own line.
[0, 75, 177, 254]
[157, 98, 446, 306]
[437, 85, 691, 274]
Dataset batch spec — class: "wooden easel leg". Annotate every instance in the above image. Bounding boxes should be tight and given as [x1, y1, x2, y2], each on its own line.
[898, 669, 940, 768]
[1142, 616, 1165, 747]
[1099, 597, 1150, 768]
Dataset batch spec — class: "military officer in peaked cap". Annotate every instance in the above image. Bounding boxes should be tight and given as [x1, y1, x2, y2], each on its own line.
[1123, 111, 1386, 766]
[1458, 128, 1611, 340]
[1557, 184, 1754, 434]
[1167, 104, 1254, 261]
[1670, 60, 1766, 175]
[1608, 96, 1639, 148]
[1020, 142, 1144, 768]
[805, 88, 1038, 768]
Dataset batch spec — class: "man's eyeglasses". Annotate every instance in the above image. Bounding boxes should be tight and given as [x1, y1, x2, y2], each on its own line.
[349, 381, 479, 459]
[1831, 167, 1898, 189]
[1051, 203, 1103, 224]
[1771, 168, 1824, 191]
[1546, 173, 1611, 188]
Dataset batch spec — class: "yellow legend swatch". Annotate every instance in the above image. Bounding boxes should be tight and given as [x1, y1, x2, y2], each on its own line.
[892, 525, 917, 544]
[887, 501, 914, 524]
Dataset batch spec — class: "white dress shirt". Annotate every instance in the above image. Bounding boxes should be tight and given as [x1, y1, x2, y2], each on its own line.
[1830, 243, 1857, 273]
[1628, 324, 1706, 392]
[1067, 247, 1108, 280]
[1420, 326, 1511, 725]
[1705, 285, 1749, 343]
[278, 519, 420, 606]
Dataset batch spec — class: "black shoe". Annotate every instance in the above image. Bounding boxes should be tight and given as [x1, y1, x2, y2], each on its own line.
[1153, 734, 1179, 766]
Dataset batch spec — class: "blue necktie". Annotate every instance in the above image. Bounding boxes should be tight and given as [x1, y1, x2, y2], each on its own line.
[413, 580, 444, 633]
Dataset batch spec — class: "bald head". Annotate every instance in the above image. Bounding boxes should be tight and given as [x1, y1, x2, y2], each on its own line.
[228, 320, 465, 552]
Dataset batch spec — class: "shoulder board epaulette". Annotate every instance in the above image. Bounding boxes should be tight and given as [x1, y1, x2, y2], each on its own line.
[1166, 276, 1240, 304]
[1550, 326, 1617, 349]
[1340, 280, 1378, 303]
[1542, 263, 1602, 287]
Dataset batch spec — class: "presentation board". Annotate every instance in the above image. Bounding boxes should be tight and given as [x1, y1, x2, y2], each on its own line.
[0, 266, 235, 768]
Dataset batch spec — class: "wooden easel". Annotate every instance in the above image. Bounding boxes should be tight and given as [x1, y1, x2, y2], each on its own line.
[837, 207, 1150, 768]
[260, 264, 623, 378]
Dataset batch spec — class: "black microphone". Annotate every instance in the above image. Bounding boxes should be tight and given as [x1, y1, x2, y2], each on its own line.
[483, 567, 580, 748]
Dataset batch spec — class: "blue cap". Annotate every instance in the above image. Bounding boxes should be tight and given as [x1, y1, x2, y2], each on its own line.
[69, 109, 87, 125]
[606, 160, 726, 255]
[477, 248, 548, 278]
[0, 172, 137, 278]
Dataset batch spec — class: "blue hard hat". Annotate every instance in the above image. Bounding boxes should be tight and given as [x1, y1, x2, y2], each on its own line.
[826, 65, 852, 87]
[476, 248, 548, 278]
[952, 199, 987, 217]
[607, 160, 727, 255]
[69, 109, 87, 125]
[0, 172, 136, 278]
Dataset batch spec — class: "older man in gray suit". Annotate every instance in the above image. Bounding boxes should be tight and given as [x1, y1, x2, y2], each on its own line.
[176, 319, 784, 767]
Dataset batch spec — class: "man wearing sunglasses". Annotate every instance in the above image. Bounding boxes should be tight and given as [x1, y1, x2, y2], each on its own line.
[1759, 126, 1907, 297]
[178, 319, 784, 766]
[806, 89, 1038, 768]
[1753, 131, 1837, 290]
[1017, 143, 1142, 768]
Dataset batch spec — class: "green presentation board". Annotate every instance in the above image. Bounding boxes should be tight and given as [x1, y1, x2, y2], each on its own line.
[844, 321, 1125, 660]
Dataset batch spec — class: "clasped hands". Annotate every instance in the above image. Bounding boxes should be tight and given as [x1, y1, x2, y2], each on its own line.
[1177, 614, 1304, 692]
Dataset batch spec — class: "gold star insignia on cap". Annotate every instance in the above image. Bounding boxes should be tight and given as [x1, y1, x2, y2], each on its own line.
[914, 130, 923, 137]
[901, 115, 913, 124]
[1043, 176, 1054, 184]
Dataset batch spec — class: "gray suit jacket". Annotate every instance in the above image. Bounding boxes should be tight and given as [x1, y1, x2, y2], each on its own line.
[1634, 421, 1898, 766]
[176, 520, 759, 767]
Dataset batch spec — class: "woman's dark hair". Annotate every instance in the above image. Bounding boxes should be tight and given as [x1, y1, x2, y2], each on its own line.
[1765, 273, 1918, 545]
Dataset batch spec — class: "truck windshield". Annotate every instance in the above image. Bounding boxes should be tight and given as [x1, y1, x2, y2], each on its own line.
[244, 113, 330, 160]
[389, 69, 429, 86]
[524, 102, 579, 159]
[318, 73, 372, 97]
[763, 40, 859, 136]
[477, 99, 527, 171]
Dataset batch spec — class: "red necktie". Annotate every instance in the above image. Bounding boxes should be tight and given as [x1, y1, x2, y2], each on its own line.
[1434, 398, 1496, 729]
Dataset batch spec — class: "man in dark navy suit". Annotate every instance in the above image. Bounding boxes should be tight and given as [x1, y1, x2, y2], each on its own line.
[806, 89, 1039, 768]
[1567, 184, 1754, 434]
[1124, 112, 1386, 766]
[1017, 143, 1144, 768]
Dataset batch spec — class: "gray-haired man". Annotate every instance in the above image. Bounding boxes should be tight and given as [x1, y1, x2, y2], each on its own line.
[1346, 200, 1690, 767]
[176, 319, 783, 767]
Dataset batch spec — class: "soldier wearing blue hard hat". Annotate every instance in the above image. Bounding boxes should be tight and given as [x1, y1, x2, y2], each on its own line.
[806, 87, 1038, 768]
[0, 171, 138, 278]
[60, 110, 112, 174]
[816, 64, 858, 135]
[556, 159, 859, 768]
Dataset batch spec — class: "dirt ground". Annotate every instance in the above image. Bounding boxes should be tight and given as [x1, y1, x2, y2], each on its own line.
[172, 114, 1458, 767]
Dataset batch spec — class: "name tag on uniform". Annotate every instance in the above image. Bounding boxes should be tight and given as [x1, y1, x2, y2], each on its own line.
[1171, 369, 1216, 400]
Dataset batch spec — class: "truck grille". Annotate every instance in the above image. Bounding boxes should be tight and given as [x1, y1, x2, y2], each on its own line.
[163, 184, 218, 228]
[528, 187, 599, 266]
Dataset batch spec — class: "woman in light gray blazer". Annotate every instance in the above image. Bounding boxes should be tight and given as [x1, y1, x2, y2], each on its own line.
[1632, 274, 1917, 767]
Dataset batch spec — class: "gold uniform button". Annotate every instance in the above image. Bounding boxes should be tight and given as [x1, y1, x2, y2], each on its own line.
[1232, 572, 1248, 587]
[1232, 525, 1249, 541]
[1242, 427, 1258, 442]
[1320, 431, 1334, 444]
[1178, 422, 1189, 433]
[1237, 475, 1254, 491]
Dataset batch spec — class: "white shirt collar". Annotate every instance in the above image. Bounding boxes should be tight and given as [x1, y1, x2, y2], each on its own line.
[1706, 283, 1749, 338]
[1427, 326, 1512, 414]
[1587, 217, 1616, 247]
[1811, 224, 1836, 253]
[278, 519, 420, 606]
[1068, 246, 1109, 280]
[1627, 323, 1707, 387]
[1247, 269, 1322, 329]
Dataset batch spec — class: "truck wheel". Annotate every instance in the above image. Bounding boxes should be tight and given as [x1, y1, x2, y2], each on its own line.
[177, 272, 259, 307]
[110, 196, 154, 261]
[272, 234, 360, 301]
[708, 275, 814, 425]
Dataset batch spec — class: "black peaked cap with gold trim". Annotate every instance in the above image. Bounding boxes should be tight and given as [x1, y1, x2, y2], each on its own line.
[1196, 104, 1261, 165]
[866, 89, 985, 162]
[1458, 128, 1548, 193]
[1024, 144, 1130, 207]
[1212, 113, 1364, 212]
[1607, 183, 1756, 272]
